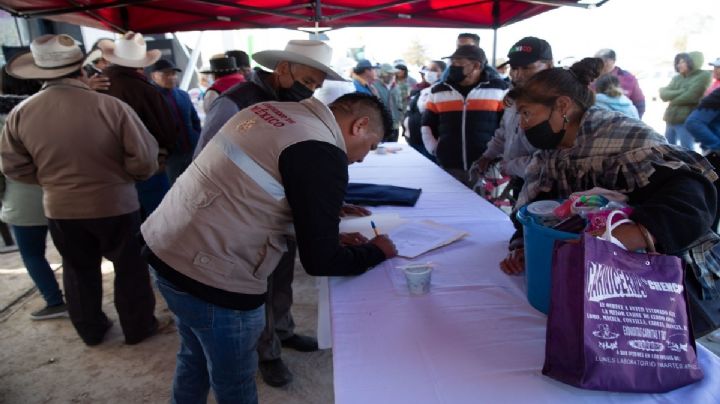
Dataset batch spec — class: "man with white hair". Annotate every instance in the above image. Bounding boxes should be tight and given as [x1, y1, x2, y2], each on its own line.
[194, 39, 364, 388]
[1, 34, 160, 346]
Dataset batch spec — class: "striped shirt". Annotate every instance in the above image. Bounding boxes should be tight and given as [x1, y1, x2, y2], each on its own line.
[422, 68, 508, 170]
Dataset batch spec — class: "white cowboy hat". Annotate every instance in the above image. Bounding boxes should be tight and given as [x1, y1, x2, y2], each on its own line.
[252, 40, 345, 81]
[6, 34, 84, 80]
[83, 49, 103, 67]
[100, 32, 161, 68]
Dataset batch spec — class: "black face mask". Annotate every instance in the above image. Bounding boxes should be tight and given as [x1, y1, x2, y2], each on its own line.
[279, 81, 314, 102]
[524, 111, 566, 150]
[447, 65, 467, 84]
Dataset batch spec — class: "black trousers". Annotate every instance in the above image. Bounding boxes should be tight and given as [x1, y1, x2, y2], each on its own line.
[0, 221, 14, 246]
[257, 238, 297, 362]
[48, 211, 156, 344]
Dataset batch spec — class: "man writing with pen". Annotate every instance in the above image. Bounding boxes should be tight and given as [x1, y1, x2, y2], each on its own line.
[140, 92, 397, 402]
[340, 220, 383, 247]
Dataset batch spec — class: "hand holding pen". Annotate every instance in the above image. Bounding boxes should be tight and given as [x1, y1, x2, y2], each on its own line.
[371, 220, 380, 237]
[369, 220, 398, 258]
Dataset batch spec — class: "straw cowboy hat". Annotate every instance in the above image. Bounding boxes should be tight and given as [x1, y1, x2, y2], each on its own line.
[252, 40, 345, 81]
[6, 34, 84, 80]
[83, 49, 103, 67]
[100, 32, 161, 68]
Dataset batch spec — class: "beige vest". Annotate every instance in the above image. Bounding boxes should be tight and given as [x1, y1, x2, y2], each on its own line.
[141, 97, 346, 294]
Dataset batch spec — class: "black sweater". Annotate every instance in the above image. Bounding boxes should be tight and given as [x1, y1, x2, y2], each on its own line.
[280, 141, 386, 276]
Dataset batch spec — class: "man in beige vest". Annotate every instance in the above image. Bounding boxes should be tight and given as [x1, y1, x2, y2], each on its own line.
[141, 92, 397, 403]
[195, 39, 359, 387]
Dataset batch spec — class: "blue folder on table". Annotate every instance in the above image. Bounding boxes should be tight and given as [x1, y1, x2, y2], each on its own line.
[345, 183, 422, 207]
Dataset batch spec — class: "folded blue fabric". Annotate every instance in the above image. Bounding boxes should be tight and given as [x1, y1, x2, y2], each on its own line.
[345, 183, 422, 207]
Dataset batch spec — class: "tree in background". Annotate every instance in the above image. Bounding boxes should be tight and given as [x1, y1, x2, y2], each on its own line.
[403, 38, 427, 67]
[348, 46, 366, 62]
[672, 14, 715, 53]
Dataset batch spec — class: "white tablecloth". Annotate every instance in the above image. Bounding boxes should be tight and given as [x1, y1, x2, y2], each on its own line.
[326, 145, 720, 403]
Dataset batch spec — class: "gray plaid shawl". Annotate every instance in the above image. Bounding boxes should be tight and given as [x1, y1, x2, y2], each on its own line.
[517, 107, 718, 208]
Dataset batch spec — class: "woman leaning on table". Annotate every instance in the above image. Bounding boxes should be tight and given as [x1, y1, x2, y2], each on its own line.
[500, 58, 718, 274]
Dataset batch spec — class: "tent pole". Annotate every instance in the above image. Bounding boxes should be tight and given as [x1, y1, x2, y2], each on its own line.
[491, 0, 499, 66]
[180, 31, 204, 91]
[14, 17, 26, 46]
[492, 27, 497, 66]
[315, 0, 323, 23]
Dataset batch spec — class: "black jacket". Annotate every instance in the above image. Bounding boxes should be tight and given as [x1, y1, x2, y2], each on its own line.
[102, 66, 178, 151]
[422, 67, 508, 170]
[512, 166, 717, 255]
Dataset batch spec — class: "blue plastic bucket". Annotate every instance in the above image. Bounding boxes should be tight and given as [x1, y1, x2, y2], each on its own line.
[517, 206, 581, 314]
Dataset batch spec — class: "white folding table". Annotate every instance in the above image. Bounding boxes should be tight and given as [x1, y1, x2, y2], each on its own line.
[321, 145, 720, 403]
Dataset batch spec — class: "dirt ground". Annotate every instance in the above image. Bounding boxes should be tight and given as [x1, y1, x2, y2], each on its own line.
[0, 241, 333, 404]
[3, 238, 720, 404]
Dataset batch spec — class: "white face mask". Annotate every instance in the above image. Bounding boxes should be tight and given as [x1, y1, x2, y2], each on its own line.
[425, 71, 440, 84]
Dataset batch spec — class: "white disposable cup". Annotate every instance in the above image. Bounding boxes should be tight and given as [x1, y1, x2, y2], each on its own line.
[404, 265, 432, 295]
[376, 146, 387, 154]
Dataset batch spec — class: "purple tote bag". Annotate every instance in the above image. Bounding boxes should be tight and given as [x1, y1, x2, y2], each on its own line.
[542, 234, 704, 392]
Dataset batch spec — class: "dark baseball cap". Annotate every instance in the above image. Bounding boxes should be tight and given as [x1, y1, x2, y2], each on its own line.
[151, 59, 181, 73]
[444, 45, 487, 63]
[507, 37, 553, 68]
[355, 59, 373, 70]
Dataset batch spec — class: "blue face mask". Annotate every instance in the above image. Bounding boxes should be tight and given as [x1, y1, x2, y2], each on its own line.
[425, 71, 440, 84]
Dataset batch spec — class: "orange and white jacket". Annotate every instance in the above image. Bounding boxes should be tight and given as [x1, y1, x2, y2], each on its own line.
[421, 68, 508, 170]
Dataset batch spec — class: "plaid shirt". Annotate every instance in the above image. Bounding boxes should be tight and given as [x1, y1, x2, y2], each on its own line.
[517, 107, 718, 208]
[685, 231, 720, 299]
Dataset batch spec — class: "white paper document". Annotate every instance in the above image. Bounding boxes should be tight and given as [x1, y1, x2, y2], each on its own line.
[339, 213, 407, 239]
[340, 214, 468, 258]
[387, 220, 468, 258]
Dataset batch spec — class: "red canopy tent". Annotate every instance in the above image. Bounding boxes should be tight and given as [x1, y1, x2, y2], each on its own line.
[1, 0, 607, 87]
[1, 0, 606, 34]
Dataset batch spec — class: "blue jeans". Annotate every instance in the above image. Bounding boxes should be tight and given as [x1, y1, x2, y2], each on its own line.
[154, 272, 265, 404]
[665, 123, 695, 150]
[12, 225, 63, 307]
[135, 172, 170, 219]
[166, 151, 193, 186]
